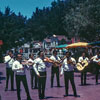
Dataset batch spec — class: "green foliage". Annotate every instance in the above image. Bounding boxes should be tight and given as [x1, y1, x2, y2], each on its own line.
[0, 0, 100, 52]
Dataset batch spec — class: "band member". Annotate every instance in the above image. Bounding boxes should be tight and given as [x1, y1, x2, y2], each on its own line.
[33, 51, 51, 99]
[12, 53, 31, 100]
[4, 50, 14, 91]
[28, 54, 38, 89]
[50, 50, 60, 88]
[60, 51, 77, 97]
[78, 52, 89, 85]
[91, 52, 100, 85]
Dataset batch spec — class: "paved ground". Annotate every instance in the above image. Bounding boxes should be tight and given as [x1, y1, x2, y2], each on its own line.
[0, 63, 100, 100]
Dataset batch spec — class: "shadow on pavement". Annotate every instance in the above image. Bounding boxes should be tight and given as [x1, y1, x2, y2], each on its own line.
[46, 96, 63, 99]
[79, 83, 94, 86]
[64, 94, 80, 98]
[0, 72, 3, 75]
[53, 86, 64, 88]
[0, 72, 6, 83]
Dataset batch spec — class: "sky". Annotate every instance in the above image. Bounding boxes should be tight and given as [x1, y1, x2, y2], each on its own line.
[0, 0, 56, 18]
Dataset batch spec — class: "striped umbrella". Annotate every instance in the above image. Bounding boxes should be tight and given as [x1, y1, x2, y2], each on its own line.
[66, 42, 89, 48]
[56, 44, 68, 49]
[88, 41, 100, 46]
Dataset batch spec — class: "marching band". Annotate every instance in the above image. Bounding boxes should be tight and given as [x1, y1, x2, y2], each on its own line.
[3, 49, 100, 100]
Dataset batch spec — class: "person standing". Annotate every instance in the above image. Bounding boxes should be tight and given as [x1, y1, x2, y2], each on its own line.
[60, 51, 77, 97]
[28, 54, 38, 89]
[78, 52, 89, 85]
[12, 53, 31, 100]
[4, 50, 14, 91]
[91, 52, 100, 85]
[50, 50, 60, 88]
[33, 51, 50, 99]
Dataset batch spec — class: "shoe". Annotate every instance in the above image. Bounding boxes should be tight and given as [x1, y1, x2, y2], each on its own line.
[5, 88, 8, 91]
[96, 82, 98, 85]
[31, 87, 34, 89]
[11, 88, 15, 91]
[81, 83, 83, 86]
[40, 96, 46, 99]
[64, 94, 68, 97]
[34, 87, 38, 89]
[84, 83, 87, 85]
[42, 97, 47, 99]
[74, 94, 78, 97]
[51, 86, 53, 88]
[57, 85, 61, 87]
[39, 97, 43, 99]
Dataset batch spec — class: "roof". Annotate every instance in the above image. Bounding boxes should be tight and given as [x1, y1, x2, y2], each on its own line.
[56, 35, 67, 41]
[44, 38, 51, 42]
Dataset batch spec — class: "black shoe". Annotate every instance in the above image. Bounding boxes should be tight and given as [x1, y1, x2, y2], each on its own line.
[74, 94, 78, 97]
[42, 97, 47, 99]
[40, 96, 46, 99]
[81, 83, 83, 86]
[34, 87, 38, 89]
[31, 87, 34, 89]
[57, 85, 61, 87]
[96, 82, 98, 85]
[5, 88, 8, 91]
[39, 97, 43, 99]
[64, 94, 68, 97]
[11, 88, 15, 91]
[84, 83, 87, 85]
[51, 86, 53, 88]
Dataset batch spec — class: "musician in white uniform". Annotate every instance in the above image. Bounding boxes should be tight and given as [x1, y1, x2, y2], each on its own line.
[12, 53, 31, 100]
[60, 51, 77, 97]
[50, 50, 60, 88]
[4, 50, 14, 91]
[91, 52, 100, 85]
[33, 50, 52, 99]
[28, 54, 38, 89]
[33, 51, 47, 99]
[78, 52, 89, 85]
